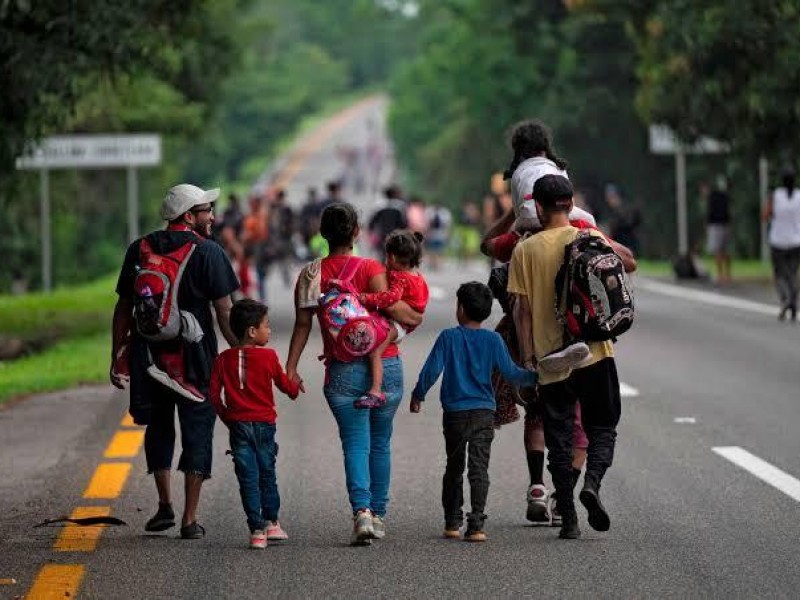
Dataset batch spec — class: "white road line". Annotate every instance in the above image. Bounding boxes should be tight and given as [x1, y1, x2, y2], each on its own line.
[429, 286, 447, 301]
[637, 279, 776, 316]
[713, 446, 800, 502]
[620, 382, 639, 397]
[674, 417, 697, 424]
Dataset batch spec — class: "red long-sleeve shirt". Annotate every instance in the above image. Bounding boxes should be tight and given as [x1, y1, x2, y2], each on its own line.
[209, 346, 299, 424]
[359, 270, 429, 315]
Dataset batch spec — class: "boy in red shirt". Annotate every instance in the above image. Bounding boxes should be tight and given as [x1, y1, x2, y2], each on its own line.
[209, 299, 303, 548]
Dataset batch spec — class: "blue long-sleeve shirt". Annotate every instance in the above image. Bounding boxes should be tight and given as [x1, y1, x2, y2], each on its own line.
[411, 326, 538, 412]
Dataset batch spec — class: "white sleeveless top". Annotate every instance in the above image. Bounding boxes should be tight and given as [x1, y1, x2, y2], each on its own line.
[769, 187, 800, 249]
[510, 157, 595, 228]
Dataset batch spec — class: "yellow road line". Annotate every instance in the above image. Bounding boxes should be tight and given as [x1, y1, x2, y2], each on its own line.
[25, 564, 85, 599]
[120, 413, 138, 428]
[53, 506, 112, 552]
[83, 463, 131, 499]
[103, 430, 144, 458]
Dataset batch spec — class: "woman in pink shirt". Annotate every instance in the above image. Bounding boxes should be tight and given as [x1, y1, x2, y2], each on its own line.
[286, 203, 422, 546]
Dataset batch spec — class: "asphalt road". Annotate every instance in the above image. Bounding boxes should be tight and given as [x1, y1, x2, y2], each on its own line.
[2, 99, 799, 599]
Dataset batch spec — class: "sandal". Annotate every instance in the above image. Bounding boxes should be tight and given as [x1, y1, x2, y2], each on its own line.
[353, 392, 387, 409]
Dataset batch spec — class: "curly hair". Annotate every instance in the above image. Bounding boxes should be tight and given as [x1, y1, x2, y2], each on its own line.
[320, 202, 359, 249]
[385, 229, 424, 268]
[503, 119, 568, 179]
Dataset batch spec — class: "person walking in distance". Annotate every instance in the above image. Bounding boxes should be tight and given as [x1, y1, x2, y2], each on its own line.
[703, 175, 733, 283]
[509, 175, 623, 540]
[763, 170, 800, 321]
[110, 183, 239, 539]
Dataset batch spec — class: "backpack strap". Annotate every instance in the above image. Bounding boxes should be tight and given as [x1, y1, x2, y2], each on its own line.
[337, 257, 364, 284]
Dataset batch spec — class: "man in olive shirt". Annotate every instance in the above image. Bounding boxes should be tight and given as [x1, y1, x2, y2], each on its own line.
[509, 175, 622, 540]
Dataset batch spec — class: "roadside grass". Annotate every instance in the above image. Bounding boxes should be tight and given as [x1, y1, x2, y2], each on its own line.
[635, 258, 772, 281]
[0, 331, 109, 405]
[0, 274, 117, 339]
[0, 275, 115, 406]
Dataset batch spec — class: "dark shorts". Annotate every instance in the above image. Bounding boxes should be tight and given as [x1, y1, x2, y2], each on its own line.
[143, 385, 216, 479]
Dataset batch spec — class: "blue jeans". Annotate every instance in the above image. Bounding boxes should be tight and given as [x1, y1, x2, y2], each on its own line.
[323, 357, 403, 516]
[228, 421, 280, 532]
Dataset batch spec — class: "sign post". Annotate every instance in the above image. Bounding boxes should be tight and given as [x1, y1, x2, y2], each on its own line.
[16, 134, 161, 292]
[649, 126, 729, 258]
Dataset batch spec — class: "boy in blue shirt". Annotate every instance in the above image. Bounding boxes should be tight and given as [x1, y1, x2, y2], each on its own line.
[411, 282, 538, 541]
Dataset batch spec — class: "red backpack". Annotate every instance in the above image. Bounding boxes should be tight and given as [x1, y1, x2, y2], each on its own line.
[133, 236, 198, 342]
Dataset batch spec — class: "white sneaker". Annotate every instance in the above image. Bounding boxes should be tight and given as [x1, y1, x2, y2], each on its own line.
[526, 484, 551, 525]
[350, 509, 374, 546]
[372, 515, 386, 539]
[538, 342, 591, 373]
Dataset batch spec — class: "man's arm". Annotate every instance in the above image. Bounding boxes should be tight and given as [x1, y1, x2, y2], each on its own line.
[609, 239, 637, 273]
[110, 297, 134, 389]
[513, 294, 535, 370]
[213, 295, 238, 347]
[480, 208, 516, 256]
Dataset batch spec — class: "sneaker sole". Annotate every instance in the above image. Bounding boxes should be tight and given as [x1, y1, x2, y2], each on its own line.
[526, 502, 549, 525]
[443, 529, 461, 539]
[558, 528, 581, 539]
[538, 346, 591, 373]
[463, 533, 487, 542]
[144, 519, 175, 532]
[579, 489, 610, 532]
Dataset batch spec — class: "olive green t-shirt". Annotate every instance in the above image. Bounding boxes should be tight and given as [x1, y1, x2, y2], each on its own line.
[508, 225, 614, 385]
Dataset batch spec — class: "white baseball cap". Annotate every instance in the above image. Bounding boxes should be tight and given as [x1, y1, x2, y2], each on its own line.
[160, 184, 220, 221]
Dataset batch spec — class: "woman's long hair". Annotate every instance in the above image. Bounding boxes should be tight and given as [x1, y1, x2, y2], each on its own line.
[320, 202, 358, 249]
[504, 119, 568, 179]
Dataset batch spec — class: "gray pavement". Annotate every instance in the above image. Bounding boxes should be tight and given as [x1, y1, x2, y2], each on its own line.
[2, 100, 800, 599]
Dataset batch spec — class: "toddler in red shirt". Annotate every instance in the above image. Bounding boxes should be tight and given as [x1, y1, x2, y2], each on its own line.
[209, 299, 303, 549]
[356, 230, 430, 408]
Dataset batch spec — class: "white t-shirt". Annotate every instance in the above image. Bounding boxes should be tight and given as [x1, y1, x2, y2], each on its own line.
[769, 187, 800, 249]
[509, 157, 595, 228]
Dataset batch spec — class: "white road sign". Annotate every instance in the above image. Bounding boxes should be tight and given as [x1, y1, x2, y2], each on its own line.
[16, 134, 162, 169]
[649, 125, 728, 155]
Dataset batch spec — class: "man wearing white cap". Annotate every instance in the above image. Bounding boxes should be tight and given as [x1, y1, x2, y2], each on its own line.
[110, 183, 239, 539]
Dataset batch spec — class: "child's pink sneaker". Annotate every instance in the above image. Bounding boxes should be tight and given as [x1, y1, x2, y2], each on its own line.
[250, 529, 267, 549]
[266, 521, 288, 541]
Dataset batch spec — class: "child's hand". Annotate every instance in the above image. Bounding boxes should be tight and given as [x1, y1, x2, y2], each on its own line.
[410, 398, 422, 413]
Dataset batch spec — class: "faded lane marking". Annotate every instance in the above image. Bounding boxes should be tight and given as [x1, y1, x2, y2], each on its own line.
[83, 463, 131, 499]
[713, 446, 800, 502]
[103, 430, 144, 458]
[120, 413, 139, 428]
[637, 279, 776, 316]
[25, 564, 84, 600]
[620, 382, 639, 398]
[54, 506, 112, 552]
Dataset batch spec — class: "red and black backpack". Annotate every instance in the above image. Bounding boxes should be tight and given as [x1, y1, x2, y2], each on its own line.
[555, 231, 634, 342]
[133, 236, 198, 342]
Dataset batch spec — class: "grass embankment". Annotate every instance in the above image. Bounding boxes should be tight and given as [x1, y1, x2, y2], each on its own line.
[0, 275, 116, 405]
[635, 258, 772, 281]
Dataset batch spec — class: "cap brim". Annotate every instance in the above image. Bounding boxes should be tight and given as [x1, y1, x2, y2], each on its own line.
[202, 188, 220, 203]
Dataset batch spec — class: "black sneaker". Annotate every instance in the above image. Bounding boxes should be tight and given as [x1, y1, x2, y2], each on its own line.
[145, 503, 175, 532]
[180, 521, 206, 539]
[558, 510, 581, 539]
[579, 482, 610, 532]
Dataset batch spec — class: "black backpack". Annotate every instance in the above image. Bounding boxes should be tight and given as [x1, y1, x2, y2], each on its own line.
[555, 231, 634, 342]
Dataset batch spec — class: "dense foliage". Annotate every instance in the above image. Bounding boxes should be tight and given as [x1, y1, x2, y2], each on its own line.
[389, 0, 798, 258]
[0, 0, 417, 291]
